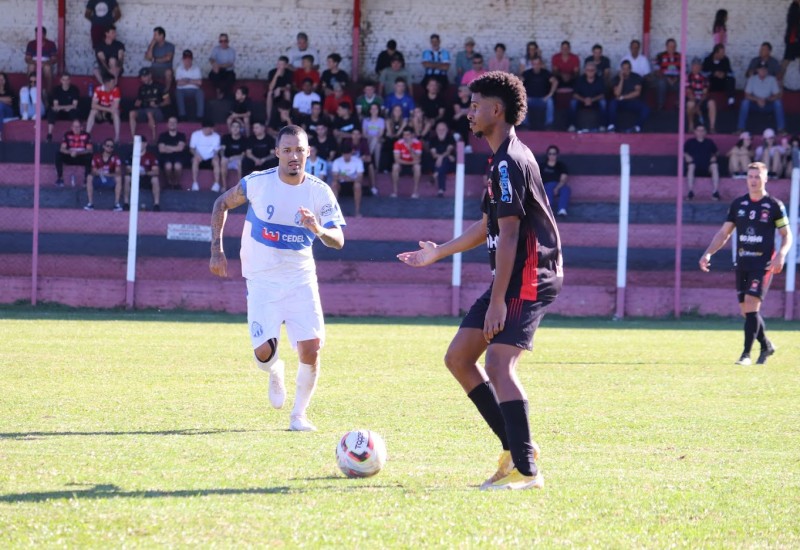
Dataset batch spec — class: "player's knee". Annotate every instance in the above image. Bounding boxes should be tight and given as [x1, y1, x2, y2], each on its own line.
[254, 337, 278, 365]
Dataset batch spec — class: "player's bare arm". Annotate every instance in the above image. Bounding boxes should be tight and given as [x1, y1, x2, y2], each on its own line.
[699, 221, 735, 272]
[209, 183, 247, 277]
[484, 215, 520, 342]
[397, 215, 487, 267]
[768, 226, 793, 274]
[298, 206, 344, 249]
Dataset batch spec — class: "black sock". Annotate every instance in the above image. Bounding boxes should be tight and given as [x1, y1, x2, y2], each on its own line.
[467, 381, 508, 450]
[756, 313, 767, 348]
[743, 312, 758, 354]
[499, 400, 537, 477]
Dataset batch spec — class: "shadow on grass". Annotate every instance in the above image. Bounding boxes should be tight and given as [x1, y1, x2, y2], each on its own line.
[0, 484, 293, 503]
[0, 428, 257, 440]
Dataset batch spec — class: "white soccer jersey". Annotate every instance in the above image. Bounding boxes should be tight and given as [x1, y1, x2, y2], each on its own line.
[240, 167, 346, 283]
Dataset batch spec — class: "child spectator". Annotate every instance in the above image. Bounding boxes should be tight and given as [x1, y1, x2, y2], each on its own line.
[712, 9, 728, 46]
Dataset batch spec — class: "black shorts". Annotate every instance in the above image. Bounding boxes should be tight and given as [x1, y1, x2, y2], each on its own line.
[691, 161, 717, 178]
[198, 158, 215, 170]
[160, 153, 184, 166]
[736, 268, 773, 302]
[395, 164, 418, 176]
[460, 288, 551, 351]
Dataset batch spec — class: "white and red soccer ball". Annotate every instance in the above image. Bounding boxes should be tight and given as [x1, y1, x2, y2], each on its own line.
[336, 429, 387, 478]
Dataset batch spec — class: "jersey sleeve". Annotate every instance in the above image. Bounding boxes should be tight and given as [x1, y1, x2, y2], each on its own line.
[774, 199, 789, 229]
[725, 200, 738, 223]
[316, 183, 347, 229]
[495, 156, 526, 219]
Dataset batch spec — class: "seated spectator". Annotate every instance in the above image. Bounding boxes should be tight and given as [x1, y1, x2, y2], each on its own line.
[454, 37, 478, 85]
[737, 61, 785, 133]
[267, 100, 295, 139]
[123, 134, 160, 211]
[460, 53, 486, 85]
[568, 61, 606, 132]
[266, 55, 293, 123]
[241, 120, 276, 177]
[309, 122, 336, 162]
[375, 39, 404, 77]
[383, 78, 415, 120]
[55, 119, 93, 187]
[349, 128, 377, 195]
[522, 56, 558, 129]
[85, 138, 123, 211]
[419, 79, 447, 130]
[584, 43, 611, 84]
[157, 116, 187, 189]
[85, 74, 121, 143]
[332, 101, 359, 145]
[0, 72, 15, 141]
[293, 78, 322, 116]
[47, 73, 80, 142]
[219, 119, 246, 188]
[727, 131, 754, 179]
[540, 145, 571, 216]
[302, 101, 331, 137]
[292, 54, 321, 90]
[409, 107, 427, 139]
[85, 0, 121, 50]
[94, 25, 125, 82]
[607, 60, 649, 133]
[323, 81, 353, 117]
[391, 126, 422, 198]
[551, 40, 580, 88]
[755, 128, 786, 178]
[426, 121, 456, 197]
[19, 73, 45, 121]
[227, 85, 252, 133]
[684, 124, 720, 200]
[286, 31, 321, 71]
[518, 41, 542, 75]
[305, 143, 329, 182]
[321, 53, 350, 96]
[144, 26, 175, 90]
[451, 85, 471, 148]
[421, 33, 451, 91]
[331, 144, 365, 217]
[190, 120, 222, 191]
[686, 57, 717, 133]
[746, 42, 782, 78]
[208, 33, 236, 99]
[25, 26, 58, 92]
[655, 38, 681, 110]
[129, 67, 170, 141]
[488, 43, 511, 73]
[174, 49, 204, 121]
[783, 134, 799, 174]
[703, 44, 736, 106]
[355, 81, 382, 118]
[381, 104, 408, 171]
[621, 39, 651, 81]
[378, 54, 412, 97]
[362, 102, 386, 170]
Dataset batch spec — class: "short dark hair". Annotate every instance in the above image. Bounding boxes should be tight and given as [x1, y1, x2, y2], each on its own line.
[630, 39, 641, 47]
[105, 25, 116, 34]
[297, 32, 308, 40]
[387, 39, 397, 49]
[666, 38, 676, 45]
[430, 34, 440, 41]
[494, 43, 506, 52]
[592, 43, 603, 51]
[561, 40, 571, 48]
[37, 26, 47, 36]
[473, 53, 483, 61]
[402, 125, 414, 134]
[328, 53, 342, 64]
[236, 85, 249, 97]
[468, 71, 528, 126]
[546, 145, 559, 154]
[302, 54, 314, 63]
[154, 26, 165, 37]
[278, 55, 289, 63]
[762, 41, 773, 51]
[277, 124, 308, 145]
[337, 101, 351, 110]
[620, 60, 632, 68]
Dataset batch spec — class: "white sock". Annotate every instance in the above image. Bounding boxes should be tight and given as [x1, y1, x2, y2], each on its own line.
[291, 362, 318, 417]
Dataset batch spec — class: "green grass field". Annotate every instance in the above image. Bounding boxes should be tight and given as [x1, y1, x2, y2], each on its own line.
[1, 307, 799, 548]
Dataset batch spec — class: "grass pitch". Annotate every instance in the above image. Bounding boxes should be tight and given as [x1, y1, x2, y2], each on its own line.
[1, 307, 799, 547]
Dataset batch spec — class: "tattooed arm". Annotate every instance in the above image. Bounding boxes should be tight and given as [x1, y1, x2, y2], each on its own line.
[209, 183, 248, 277]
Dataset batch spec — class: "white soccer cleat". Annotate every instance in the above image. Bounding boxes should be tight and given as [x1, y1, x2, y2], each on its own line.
[210, 182, 221, 192]
[289, 415, 317, 432]
[191, 182, 200, 191]
[268, 360, 286, 409]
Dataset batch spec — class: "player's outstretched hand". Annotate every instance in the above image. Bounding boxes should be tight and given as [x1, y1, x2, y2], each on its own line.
[298, 206, 322, 235]
[397, 241, 439, 267]
[210, 251, 228, 278]
[698, 253, 711, 272]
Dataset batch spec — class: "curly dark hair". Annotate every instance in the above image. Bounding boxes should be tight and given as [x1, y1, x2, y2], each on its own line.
[468, 71, 527, 127]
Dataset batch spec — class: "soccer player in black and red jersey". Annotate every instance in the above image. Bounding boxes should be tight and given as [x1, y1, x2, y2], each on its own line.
[699, 162, 792, 365]
[397, 71, 563, 490]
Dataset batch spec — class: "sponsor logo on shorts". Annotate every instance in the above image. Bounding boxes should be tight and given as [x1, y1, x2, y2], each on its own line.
[251, 321, 263, 338]
[262, 228, 280, 242]
[750, 279, 760, 291]
[498, 160, 512, 203]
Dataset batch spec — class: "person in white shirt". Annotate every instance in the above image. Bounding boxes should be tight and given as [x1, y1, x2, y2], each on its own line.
[189, 120, 221, 191]
[621, 39, 652, 78]
[330, 146, 365, 217]
[209, 124, 346, 432]
[175, 49, 204, 121]
[286, 31, 321, 71]
[292, 78, 321, 116]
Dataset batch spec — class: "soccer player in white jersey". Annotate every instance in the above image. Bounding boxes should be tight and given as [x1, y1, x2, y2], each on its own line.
[209, 124, 346, 431]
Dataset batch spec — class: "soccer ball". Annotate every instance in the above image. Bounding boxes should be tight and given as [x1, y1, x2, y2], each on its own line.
[335, 429, 387, 478]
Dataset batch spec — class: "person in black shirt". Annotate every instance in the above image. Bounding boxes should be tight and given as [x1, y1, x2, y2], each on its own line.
[521, 57, 557, 129]
[426, 121, 456, 196]
[129, 67, 169, 141]
[302, 101, 331, 138]
[540, 145, 571, 216]
[699, 162, 792, 365]
[242, 120, 277, 176]
[47, 73, 81, 142]
[309, 123, 336, 162]
[157, 116, 187, 189]
[684, 125, 720, 200]
[220, 119, 246, 186]
[702, 44, 736, 106]
[321, 53, 350, 96]
[398, 71, 562, 491]
[94, 25, 125, 81]
[375, 39, 404, 76]
[266, 56, 294, 125]
[568, 61, 607, 132]
[608, 60, 649, 132]
[227, 85, 252, 133]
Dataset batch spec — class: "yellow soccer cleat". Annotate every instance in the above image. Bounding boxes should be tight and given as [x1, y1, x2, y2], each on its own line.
[479, 441, 541, 490]
[484, 467, 545, 491]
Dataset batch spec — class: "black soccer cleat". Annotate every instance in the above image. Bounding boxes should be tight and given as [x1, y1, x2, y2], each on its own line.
[756, 344, 776, 365]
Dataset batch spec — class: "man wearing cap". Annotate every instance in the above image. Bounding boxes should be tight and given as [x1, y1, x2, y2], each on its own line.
[737, 61, 785, 134]
[175, 49, 204, 121]
[145, 26, 175, 91]
[129, 67, 170, 141]
[454, 37, 478, 86]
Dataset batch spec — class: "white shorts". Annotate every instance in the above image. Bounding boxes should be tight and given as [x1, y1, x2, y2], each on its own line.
[246, 278, 325, 351]
[226, 157, 241, 170]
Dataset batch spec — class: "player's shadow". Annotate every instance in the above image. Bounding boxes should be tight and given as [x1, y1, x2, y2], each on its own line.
[0, 483, 295, 504]
[0, 428, 258, 440]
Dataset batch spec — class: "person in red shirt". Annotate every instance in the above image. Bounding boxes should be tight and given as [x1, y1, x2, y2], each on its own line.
[85, 138, 123, 211]
[551, 40, 580, 88]
[686, 57, 717, 133]
[86, 74, 121, 143]
[391, 126, 422, 198]
[24, 26, 58, 91]
[124, 134, 161, 211]
[55, 119, 94, 186]
[292, 54, 321, 90]
[655, 38, 682, 110]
